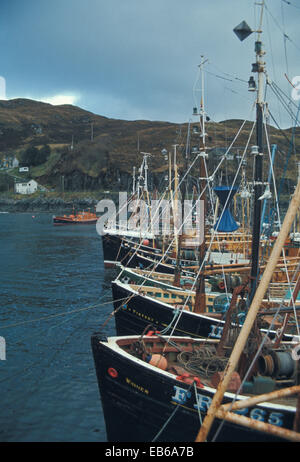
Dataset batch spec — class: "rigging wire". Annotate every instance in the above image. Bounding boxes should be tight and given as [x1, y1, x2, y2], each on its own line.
[103, 115, 256, 344]
[281, 0, 300, 10]
[263, 116, 300, 337]
[280, 0, 290, 81]
[265, 2, 300, 55]
[206, 63, 248, 84]
[269, 82, 299, 123]
[151, 380, 195, 442]
[273, 80, 299, 112]
[0, 308, 93, 421]
[0, 295, 127, 331]
[165, 118, 257, 341]
[265, 101, 300, 236]
[265, 8, 282, 125]
[115, 105, 242, 284]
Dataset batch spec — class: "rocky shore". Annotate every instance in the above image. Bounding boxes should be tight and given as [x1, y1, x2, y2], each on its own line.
[0, 195, 100, 212]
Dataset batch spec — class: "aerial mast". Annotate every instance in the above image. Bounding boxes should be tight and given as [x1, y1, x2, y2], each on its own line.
[194, 56, 208, 313]
[249, 2, 265, 303]
[232, 2, 266, 303]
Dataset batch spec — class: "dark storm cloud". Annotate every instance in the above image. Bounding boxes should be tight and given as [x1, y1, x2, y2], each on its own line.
[1, 0, 299, 125]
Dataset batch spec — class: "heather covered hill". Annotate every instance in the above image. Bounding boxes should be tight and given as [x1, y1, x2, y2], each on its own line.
[0, 98, 299, 193]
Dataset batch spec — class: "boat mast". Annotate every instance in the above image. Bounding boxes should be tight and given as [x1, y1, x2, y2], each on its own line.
[173, 144, 182, 286]
[194, 56, 208, 313]
[249, 1, 265, 303]
[132, 166, 136, 196]
[173, 144, 179, 256]
[140, 152, 153, 239]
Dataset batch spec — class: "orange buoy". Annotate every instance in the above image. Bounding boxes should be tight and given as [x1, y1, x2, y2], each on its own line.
[148, 354, 168, 370]
[143, 239, 150, 246]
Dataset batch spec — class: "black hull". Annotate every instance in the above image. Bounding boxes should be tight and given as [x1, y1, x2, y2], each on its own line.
[112, 282, 294, 342]
[101, 234, 132, 266]
[91, 334, 294, 442]
[101, 234, 197, 274]
[53, 218, 97, 225]
[113, 282, 218, 338]
[131, 252, 178, 274]
[101, 234, 155, 267]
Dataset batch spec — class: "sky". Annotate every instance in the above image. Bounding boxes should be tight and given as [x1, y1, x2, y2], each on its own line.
[1, 0, 300, 127]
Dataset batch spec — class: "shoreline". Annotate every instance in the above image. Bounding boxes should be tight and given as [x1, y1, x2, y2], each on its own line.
[0, 191, 290, 213]
[0, 195, 101, 213]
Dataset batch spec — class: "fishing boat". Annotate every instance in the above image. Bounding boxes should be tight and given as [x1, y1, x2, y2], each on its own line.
[102, 233, 157, 269]
[92, 1, 300, 443]
[101, 151, 155, 266]
[117, 262, 300, 295]
[92, 169, 300, 443]
[102, 232, 253, 270]
[111, 243, 300, 339]
[110, 166, 300, 338]
[91, 333, 300, 442]
[111, 277, 299, 340]
[107, 1, 300, 339]
[100, 130, 256, 270]
[101, 183, 252, 269]
[53, 209, 98, 225]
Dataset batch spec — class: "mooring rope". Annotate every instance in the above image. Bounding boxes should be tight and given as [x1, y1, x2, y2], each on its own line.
[0, 295, 129, 331]
[151, 380, 195, 442]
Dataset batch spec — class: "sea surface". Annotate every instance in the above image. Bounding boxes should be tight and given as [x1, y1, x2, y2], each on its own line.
[0, 212, 117, 442]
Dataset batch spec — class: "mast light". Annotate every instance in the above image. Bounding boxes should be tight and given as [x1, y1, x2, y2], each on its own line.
[248, 76, 256, 92]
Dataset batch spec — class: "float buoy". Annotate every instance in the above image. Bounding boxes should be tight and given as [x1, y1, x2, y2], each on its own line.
[147, 354, 168, 370]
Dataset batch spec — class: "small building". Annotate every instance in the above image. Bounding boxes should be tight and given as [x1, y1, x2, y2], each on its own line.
[19, 167, 29, 173]
[15, 179, 38, 195]
[1, 156, 20, 169]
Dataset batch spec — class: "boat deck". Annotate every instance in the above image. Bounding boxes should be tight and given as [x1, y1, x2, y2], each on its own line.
[117, 335, 299, 409]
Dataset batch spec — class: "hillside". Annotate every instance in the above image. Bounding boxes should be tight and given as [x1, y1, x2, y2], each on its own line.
[0, 98, 299, 194]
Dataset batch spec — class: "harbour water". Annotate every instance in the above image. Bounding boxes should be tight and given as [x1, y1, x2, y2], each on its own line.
[0, 212, 116, 442]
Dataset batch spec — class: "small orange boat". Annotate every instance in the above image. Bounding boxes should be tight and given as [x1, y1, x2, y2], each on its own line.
[53, 209, 98, 225]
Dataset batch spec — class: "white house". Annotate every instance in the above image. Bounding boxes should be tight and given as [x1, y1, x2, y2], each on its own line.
[19, 167, 29, 173]
[15, 180, 38, 195]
